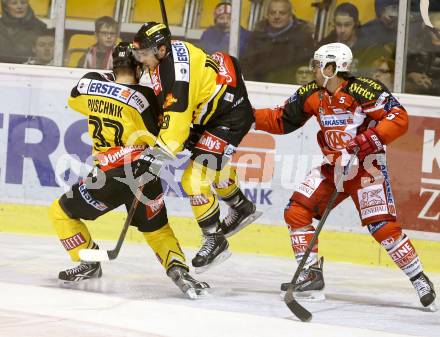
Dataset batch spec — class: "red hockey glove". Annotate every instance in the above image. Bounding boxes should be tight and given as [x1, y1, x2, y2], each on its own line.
[346, 128, 384, 160]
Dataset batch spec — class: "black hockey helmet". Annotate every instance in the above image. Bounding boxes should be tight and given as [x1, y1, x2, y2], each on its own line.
[133, 22, 171, 50]
[112, 42, 139, 71]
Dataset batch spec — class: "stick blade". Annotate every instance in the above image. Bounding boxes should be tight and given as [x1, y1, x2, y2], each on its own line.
[284, 288, 313, 322]
[79, 248, 110, 262]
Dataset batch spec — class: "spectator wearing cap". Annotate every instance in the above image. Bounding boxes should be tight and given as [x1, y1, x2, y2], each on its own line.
[0, 0, 47, 63]
[361, 0, 399, 48]
[240, 0, 314, 84]
[319, 2, 386, 76]
[199, 2, 250, 56]
[77, 16, 118, 69]
[24, 28, 55, 65]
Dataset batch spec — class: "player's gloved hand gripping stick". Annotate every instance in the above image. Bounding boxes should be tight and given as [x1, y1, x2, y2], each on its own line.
[78, 146, 172, 262]
[284, 148, 359, 322]
[78, 171, 150, 262]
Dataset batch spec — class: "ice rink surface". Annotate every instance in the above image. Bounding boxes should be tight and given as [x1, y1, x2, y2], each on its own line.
[0, 233, 438, 337]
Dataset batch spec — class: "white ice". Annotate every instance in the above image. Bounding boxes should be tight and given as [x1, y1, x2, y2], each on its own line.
[0, 233, 439, 337]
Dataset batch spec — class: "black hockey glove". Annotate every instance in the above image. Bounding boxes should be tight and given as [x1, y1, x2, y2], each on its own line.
[184, 128, 202, 152]
[133, 147, 170, 179]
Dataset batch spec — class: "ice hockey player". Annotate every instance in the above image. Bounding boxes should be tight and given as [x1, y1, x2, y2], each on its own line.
[254, 42, 436, 309]
[131, 22, 261, 272]
[48, 42, 209, 299]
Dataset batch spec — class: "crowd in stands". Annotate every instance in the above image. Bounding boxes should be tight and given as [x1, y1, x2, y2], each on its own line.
[0, 0, 439, 96]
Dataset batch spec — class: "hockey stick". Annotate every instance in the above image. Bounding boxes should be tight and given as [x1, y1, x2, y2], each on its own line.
[159, 0, 169, 27]
[79, 173, 150, 262]
[284, 150, 358, 322]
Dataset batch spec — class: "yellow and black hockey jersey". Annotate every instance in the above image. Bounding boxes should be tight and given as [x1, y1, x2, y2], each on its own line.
[68, 72, 161, 170]
[149, 40, 242, 156]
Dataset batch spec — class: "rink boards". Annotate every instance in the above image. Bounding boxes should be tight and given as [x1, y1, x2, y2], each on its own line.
[0, 64, 439, 272]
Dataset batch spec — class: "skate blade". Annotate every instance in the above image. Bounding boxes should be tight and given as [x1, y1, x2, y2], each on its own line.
[280, 290, 326, 302]
[184, 288, 209, 300]
[194, 250, 232, 274]
[425, 301, 438, 312]
[224, 211, 263, 238]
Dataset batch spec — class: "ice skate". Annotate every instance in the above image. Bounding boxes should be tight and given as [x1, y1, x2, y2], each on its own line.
[167, 265, 210, 299]
[192, 230, 231, 273]
[280, 257, 325, 301]
[58, 261, 102, 282]
[220, 197, 262, 238]
[411, 272, 437, 311]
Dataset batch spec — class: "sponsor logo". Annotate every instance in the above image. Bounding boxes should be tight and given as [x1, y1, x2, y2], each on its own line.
[389, 238, 417, 268]
[146, 193, 165, 220]
[224, 144, 236, 157]
[356, 77, 383, 91]
[379, 164, 397, 216]
[375, 92, 390, 107]
[151, 68, 162, 95]
[78, 181, 108, 211]
[195, 131, 228, 155]
[60, 233, 86, 250]
[380, 237, 395, 249]
[172, 41, 189, 63]
[384, 95, 401, 112]
[163, 93, 178, 109]
[298, 82, 318, 95]
[231, 96, 244, 108]
[189, 194, 210, 206]
[320, 114, 352, 127]
[97, 145, 145, 167]
[324, 130, 353, 150]
[290, 231, 315, 255]
[129, 92, 147, 110]
[348, 82, 375, 100]
[224, 92, 234, 102]
[88, 81, 122, 97]
[367, 220, 387, 234]
[119, 88, 133, 99]
[146, 23, 167, 36]
[211, 52, 236, 86]
[296, 169, 324, 198]
[358, 185, 388, 219]
[287, 93, 298, 104]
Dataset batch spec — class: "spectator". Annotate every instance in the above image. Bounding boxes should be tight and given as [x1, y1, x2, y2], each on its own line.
[295, 63, 313, 85]
[77, 16, 118, 69]
[0, 0, 47, 63]
[405, 12, 440, 96]
[199, 2, 250, 56]
[361, 0, 398, 49]
[240, 0, 314, 84]
[24, 28, 55, 65]
[320, 3, 391, 76]
[371, 56, 394, 89]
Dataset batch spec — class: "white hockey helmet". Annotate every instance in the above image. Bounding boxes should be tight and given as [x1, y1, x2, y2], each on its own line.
[313, 42, 353, 73]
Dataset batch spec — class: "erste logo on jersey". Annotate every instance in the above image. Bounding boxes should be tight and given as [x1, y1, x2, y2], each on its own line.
[171, 41, 190, 83]
[80, 78, 149, 113]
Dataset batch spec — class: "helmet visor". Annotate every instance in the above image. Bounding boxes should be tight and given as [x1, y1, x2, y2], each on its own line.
[132, 47, 156, 62]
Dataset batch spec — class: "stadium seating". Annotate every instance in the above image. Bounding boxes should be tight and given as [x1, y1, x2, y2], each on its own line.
[64, 34, 96, 67]
[130, 0, 186, 25]
[66, 0, 116, 20]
